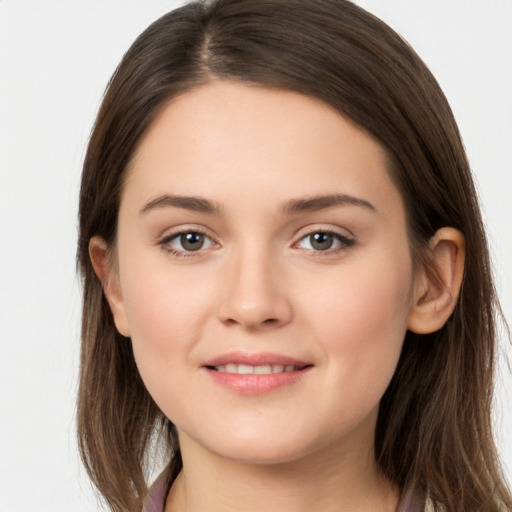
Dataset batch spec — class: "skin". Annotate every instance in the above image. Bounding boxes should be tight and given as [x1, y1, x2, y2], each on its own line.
[90, 81, 465, 512]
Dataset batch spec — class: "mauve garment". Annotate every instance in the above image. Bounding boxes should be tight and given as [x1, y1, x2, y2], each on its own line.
[142, 470, 427, 512]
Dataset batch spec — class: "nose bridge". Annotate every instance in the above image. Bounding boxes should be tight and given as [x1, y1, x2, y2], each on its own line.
[218, 238, 292, 329]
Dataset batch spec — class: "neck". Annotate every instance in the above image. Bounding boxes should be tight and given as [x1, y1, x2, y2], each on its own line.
[165, 428, 399, 512]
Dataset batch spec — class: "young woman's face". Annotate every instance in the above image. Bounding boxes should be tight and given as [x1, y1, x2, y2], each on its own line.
[112, 81, 418, 465]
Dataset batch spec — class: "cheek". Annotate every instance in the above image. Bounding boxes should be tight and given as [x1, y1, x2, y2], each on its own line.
[302, 251, 413, 399]
[120, 242, 214, 334]
[118, 255, 215, 395]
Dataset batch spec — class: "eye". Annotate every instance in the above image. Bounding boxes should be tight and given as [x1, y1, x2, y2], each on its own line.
[160, 230, 216, 255]
[296, 230, 354, 252]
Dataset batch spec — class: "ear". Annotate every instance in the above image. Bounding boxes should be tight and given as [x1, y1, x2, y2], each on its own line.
[407, 227, 465, 334]
[89, 236, 131, 337]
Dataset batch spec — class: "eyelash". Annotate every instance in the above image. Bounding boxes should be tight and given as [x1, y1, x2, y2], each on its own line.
[159, 228, 215, 258]
[158, 228, 355, 258]
[293, 229, 355, 256]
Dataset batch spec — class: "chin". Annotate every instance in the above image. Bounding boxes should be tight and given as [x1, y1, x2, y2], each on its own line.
[185, 426, 333, 467]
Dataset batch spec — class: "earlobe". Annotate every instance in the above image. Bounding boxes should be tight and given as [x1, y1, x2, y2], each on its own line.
[407, 227, 465, 334]
[88, 236, 131, 337]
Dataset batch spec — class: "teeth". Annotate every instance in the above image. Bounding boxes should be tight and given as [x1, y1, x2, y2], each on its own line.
[254, 364, 272, 374]
[213, 364, 300, 374]
[237, 364, 254, 374]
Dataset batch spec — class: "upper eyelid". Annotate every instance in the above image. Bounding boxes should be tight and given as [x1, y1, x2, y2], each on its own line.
[162, 230, 214, 244]
[293, 224, 354, 241]
[158, 225, 218, 243]
[296, 231, 353, 244]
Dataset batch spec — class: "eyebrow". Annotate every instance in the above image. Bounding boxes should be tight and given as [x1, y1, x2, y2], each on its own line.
[140, 194, 222, 215]
[281, 194, 376, 215]
[139, 193, 376, 217]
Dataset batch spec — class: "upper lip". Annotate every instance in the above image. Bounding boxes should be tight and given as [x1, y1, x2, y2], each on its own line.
[202, 351, 312, 368]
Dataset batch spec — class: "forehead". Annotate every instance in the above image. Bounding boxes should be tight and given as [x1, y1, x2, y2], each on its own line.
[123, 80, 402, 217]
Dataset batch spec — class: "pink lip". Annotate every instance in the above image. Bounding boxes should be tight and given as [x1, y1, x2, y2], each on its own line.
[202, 351, 313, 395]
[202, 351, 311, 368]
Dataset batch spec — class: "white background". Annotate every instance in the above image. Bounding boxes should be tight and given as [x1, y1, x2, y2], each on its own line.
[0, 1, 510, 510]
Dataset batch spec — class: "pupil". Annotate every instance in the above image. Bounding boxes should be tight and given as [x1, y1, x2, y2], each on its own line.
[181, 232, 204, 251]
[311, 232, 333, 251]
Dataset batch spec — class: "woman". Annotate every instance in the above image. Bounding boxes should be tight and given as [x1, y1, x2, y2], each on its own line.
[76, 1, 512, 511]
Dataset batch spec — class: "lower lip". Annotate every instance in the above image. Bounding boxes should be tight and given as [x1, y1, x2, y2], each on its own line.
[205, 367, 312, 394]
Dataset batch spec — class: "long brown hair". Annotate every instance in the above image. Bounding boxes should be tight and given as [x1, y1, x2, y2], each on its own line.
[77, 1, 512, 510]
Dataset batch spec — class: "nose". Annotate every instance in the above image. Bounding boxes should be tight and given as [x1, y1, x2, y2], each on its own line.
[217, 246, 293, 330]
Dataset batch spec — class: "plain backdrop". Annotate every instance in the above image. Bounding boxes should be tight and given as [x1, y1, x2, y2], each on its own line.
[0, 1, 511, 510]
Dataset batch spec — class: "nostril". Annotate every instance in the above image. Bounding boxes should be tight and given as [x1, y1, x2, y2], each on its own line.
[223, 316, 281, 329]
[218, 292, 293, 329]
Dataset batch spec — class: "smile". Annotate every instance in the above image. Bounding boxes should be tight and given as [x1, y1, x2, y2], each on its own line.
[211, 364, 303, 374]
[203, 353, 313, 394]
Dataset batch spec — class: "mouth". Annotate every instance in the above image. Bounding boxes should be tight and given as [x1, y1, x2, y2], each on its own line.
[202, 352, 313, 394]
[208, 363, 309, 374]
